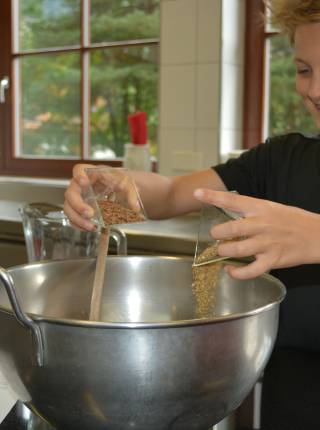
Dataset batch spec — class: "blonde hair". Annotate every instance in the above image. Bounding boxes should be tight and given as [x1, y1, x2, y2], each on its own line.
[264, 0, 320, 41]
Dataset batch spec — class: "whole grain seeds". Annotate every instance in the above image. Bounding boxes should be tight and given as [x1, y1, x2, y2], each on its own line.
[98, 200, 146, 225]
[192, 245, 223, 318]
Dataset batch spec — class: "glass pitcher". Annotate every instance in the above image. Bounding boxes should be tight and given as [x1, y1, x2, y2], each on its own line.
[19, 202, 127, 262]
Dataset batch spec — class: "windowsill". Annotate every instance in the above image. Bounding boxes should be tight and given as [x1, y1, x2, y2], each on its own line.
[0, 176, 69, 188]
[0, 177, 67, 206]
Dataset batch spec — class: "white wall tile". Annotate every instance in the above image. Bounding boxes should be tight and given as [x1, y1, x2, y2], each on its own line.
[160, 65, 196, 128]
[197, 0, 221, 63]
[195, 128, 220, 167]
[160, 128, 195, 152]
[158, 128, 195, 175]
[158, 0, 242, 175]
[171, 150, 204, 173]
[196, 64, 220, 128]
[161, 0, 197, 65]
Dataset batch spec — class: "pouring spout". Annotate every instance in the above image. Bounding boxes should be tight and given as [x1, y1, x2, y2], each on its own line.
[109, 227, 128, 255]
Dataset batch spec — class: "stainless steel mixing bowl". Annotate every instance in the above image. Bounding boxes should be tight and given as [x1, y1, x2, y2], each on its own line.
[0, 256, 285, 430]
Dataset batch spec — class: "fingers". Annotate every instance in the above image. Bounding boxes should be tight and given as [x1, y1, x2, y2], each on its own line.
[63, 199, 92, 230]
[64, 200, 96, 231]
[194, 188, 262, 216]
[65, 179, 94, 216]
[225, 255, 272, 280]
[127, 183, 142, 212]
[111, 174, 142, 212]
[217, 236, 263, 259]
[64, 179, 95, 231]
[117, 176, 138, 210]
[211, 217, 265, 240]
[73, 163, 96, 186]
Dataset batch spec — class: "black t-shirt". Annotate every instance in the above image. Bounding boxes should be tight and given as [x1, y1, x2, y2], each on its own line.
[214, 132, 320, 289]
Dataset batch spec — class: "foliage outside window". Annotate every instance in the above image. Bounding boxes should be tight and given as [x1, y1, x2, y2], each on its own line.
[244, 1, 316, 150]
[265, 31, 315, 138]
[15, 0, 159, 161]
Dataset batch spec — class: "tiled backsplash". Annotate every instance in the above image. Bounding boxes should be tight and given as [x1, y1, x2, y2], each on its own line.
[159, 0, 222, 175]
[158, 0, 245, 175]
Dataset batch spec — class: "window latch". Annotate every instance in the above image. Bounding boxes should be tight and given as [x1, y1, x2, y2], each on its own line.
[0, 76, 9, 104]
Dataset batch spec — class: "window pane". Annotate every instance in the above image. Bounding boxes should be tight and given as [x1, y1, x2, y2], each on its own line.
[18, 0, 81, 51]
[91, 0, 160, 44]
[268, 35, 315, 136]
[18, 53, 81, 158]
[90, 45, 159, 158]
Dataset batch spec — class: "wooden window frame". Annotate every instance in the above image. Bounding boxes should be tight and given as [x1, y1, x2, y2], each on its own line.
[243, 0, 281, 149]
[243, 0, 266, 149]
[0, 0, 159, 178]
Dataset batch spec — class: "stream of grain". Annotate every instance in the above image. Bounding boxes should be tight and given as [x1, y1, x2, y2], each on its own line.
[192, 244, 224, 318]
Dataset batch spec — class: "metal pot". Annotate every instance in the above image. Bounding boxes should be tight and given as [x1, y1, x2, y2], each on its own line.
[0, 256, 285, 430]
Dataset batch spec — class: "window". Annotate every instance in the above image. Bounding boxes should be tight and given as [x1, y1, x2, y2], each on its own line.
[0, 0, 159, 177]
[266, 31, 315, 139]
[243, 0, 315, 149]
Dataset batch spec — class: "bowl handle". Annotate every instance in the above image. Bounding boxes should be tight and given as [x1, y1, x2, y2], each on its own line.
[0, 267, 44, 367]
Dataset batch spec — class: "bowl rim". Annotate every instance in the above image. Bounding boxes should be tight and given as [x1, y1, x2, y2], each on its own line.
[0, 256, 286, 329]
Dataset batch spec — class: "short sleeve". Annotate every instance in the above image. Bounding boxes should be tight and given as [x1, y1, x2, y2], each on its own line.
[213, 134, 310, 202]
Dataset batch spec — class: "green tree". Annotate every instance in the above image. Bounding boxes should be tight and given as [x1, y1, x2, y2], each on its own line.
[19, 0, 159, 158]
[269, 35, 315, 137]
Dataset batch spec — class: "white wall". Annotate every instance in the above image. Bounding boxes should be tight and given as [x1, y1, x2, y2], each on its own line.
[158, 0, 222, 175]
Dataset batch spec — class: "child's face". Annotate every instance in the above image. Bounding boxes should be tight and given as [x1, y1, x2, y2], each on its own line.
[294, 22, 320, 129]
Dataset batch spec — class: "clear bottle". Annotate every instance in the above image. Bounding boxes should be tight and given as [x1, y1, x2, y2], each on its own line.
[123, 143, 151, 171]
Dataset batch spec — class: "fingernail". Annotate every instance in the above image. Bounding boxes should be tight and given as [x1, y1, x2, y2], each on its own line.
[82, 210, 92, 218]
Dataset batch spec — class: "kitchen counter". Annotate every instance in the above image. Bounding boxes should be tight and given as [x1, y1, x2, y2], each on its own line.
[0, 200, 199, 267]
[118, 215, 199, 255]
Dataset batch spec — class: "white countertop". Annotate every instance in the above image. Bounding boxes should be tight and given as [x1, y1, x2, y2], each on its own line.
[0, 176, 69, 188]
[0, 201, 23, 222]
[0, 200, 199, 256]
